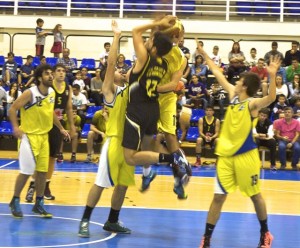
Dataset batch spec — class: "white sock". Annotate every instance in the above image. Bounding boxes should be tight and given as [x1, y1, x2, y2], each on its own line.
[143, 167, 151, 177]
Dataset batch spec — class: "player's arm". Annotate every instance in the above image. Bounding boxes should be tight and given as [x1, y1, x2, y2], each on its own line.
[212, 119, 220, 139]
[8, 90, 32, 138]
[196, 39, 236, 100]
[102, 20, 120, 103]
[132, 15, 176, 74]
[53, 112, 70, 140]
[250, 56, 281, 113]
[65, 85, 76, 138]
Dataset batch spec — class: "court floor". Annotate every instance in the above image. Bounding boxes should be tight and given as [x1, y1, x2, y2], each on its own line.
[1, 157, 300, 248]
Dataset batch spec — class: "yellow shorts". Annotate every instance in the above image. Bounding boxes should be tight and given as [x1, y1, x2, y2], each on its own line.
[215, 148, 261, 197]
[158, 93, 177, 135]
[18, 133, 49, 174]
[95, 136, 135, 187]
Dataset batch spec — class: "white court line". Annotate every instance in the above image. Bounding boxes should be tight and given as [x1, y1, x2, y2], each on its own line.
[0, 160, 17, 169]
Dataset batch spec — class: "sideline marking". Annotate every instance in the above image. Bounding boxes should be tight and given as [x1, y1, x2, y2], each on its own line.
[0, 160, 17, 169]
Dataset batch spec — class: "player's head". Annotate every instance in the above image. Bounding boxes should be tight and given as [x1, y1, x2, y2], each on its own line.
[53, 63, 66, 82]
[205, 105, 214, 116]
[34, 64, 53, 86]
[238, 72, 260, 97]
[150, 31, 173, 57]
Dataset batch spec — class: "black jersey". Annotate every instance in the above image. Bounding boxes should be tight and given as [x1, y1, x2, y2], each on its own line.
[203, 116, 217, 137]
[128, 54, 168, 103]
[52, 82, 70, 120]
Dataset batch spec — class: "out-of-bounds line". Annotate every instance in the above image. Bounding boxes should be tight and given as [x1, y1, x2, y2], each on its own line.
[0, 160, 17, 169]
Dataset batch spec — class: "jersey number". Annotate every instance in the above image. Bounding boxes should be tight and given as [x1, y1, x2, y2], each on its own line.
[251, 174, 258, 186]
[57, 96, 62, 105]
[146, 79, 158, 98]
[36, 96, 43, 107]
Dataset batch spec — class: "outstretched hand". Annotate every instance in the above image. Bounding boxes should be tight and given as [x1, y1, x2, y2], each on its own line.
[158, 15, 177, 28]
[111, 20, 121, 35]
[267, 55, 281, 75]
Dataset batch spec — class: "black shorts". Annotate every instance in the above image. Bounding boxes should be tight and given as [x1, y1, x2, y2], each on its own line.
[122, 102, 159, 150]
[49, 125, 63, 158]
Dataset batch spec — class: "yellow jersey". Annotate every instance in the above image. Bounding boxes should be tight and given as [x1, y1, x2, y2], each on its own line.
[215, 97, 257, 156]
[91, 109, 107, 133]
[20, 86, 55, 134]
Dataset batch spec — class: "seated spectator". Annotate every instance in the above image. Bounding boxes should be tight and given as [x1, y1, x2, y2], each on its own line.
[245, 47, 258, 68]
[190, 55, 207, 82]
[57, 48, 76, 84]
[275, 65, 287, 85]
[253, 108, 277, 170]
[273, 94, 289, 120]
[18, 55, 34, 90]
[178, 37, 191, 60]
[292, 97, 300, 120]
[115, 54, 131, 74]
[286, 57, 300, 82]
[275, 75, 289, 98]
[227, 42, 246, 83]
[90, 68, 103, 106]
[57, 105, 81, 163]
[250, 58, 268, 96]
[194, 105, 220, 166]
[0, 82, 7, 122]
[6, 83, 22, 115]
[208, 80, 226, 120]
[288, 74, 300, 105]
[84, 106, 108, 163]
[40, 55, 47, 65]
[81, 67, 91, 94]
[2, 52, 18, 86]
[192, 40, 205, 63]
[264, 41, 284, 65]
[273, 107, 300, 170]
[210, 45, 222, 68]
[185, 74, 208, 109]
[284, 41, 300, 67]
[72, 84, 87, 129]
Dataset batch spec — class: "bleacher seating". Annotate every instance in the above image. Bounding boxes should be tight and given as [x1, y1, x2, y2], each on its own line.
[0, 55, 5, 67]
[46, 57, 58, 67]
[190, 108, 205, 123]
[14, 56, 23, 67]
[286, 0, 300, 14]
[236, 1, 252, 15]
[80, 58, 96, 70]
[104, 0, 119, 9]
[185, 126, 199, 142]
[72, 0, 87, 9]
[0, 121, 13, 136]
[71, 58, 78, 68]
[179, 0, 196, 12]
[81, 123, 91, 138]
[32, 56, 40, 67]
[86, 105, 103, 119]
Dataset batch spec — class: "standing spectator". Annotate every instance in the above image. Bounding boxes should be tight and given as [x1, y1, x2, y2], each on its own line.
[35, 18, 48, 57]
[273, 107, 300, 170]
[18, 55, 34, 90]
[250, 58, 268, 96]
[84, 107, 108, 163]
[99, 42, 111, 69]
[286, 57, 300, 82]
[253, 108, 277, 170]
[178, 37, 190, 60]
[210, 45, 222, 68]
[57, 48, 76, 84]
[273, 94, 288, 120]
[115, 54, 131, 74]
[208, 80, 226, 120]
[192, 40, 205, 63]
[0, 82, 7, 122]
[186, 74, 208, 109]
[264, 41, 284, 65]
[245, 47, 258, 68]
[284, 41, 300, 67]
[194, 106, 220, 166]
[2, 52, 18, 86]
[72, 84, 87, 128]
[50, 24, 64, 58]
[190, 55, 207, 82]
[90, 68, 103, 106]
[227, 42, 246, 83]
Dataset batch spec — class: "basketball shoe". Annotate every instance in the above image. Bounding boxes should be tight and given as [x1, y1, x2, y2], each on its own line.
[199, 235, 211, 248]
[9, 197, 23, 218]
[32, 198, 52, 218]
[78, 219, 90, 238]
[257, 231, 273, 248]
[140, 169, 157, 192]
[25, 181, 35, 203]
[103, 221, 131, 234]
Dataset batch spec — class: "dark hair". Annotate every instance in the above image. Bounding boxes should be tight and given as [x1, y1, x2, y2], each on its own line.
[194, 55, 204, 65]
[152, 32, 173, 57]
[205, 105, 214, 111]
[40, 55, 46, 60]
[72, 84, 80, 90]
[277, 94, 286, 99]
[34, 64, 53, 86]
[283, 106, 293, 112]
[258, 107, 270, 115]
[52, 24, 62, 33]
[258, 58, 265, 63]
[104, 42, 110, 47]
[231, 42, 241, 53]
[7, 52, 14, 57]
[292, 41, 299, 46]
[53, 63, 66, 71]
[36, 18, 44, 24]
[26, 55, 33, 60]
[9, 83, 19, 100]
[291, 56, 299, 62]
[250, 48, 256, 52]
[240, 72, 260, 97]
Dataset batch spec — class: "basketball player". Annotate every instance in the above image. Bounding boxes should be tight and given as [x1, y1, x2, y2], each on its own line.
[25, 63, 76, 202]
[8, 64, 69, 218]
[197, 42, 281, 248]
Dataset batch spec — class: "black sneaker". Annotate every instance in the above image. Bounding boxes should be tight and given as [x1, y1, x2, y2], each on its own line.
[173, 178, 188, 200]
[78, 219, 90, 238]
[172, 149, 192, 183]
[25, 182, 35, 203]
[32, 198, 52, 218]
[103, 221, 131, 234]
[57, 153, 64, 163]
[44, 181, 55, 200]
[199, 235, 211, 248]
[9, 197, 23, 218]
[70, 154, 76, 163]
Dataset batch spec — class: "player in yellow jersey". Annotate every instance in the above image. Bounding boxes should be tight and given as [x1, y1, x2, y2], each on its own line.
[197, 42, 281, 248]
[78, 20, 133, 237]
[8, 64, 69, 218]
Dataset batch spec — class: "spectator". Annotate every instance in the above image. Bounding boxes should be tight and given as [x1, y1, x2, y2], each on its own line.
[275, 75, 289, 98]
[18, 55, 34, 90]
[72, 84, 87, 129]
[275, 65, 287, 85]
[245, 47, 258, 68]
[194, 105, 220, 166]
[273, 107, 300, 170]
[186, 74, 208, 109]
[250, 58, 268, 96]
[58, 105, 81, 163]
[73, 71, 85, 92]
[0, 82, 7, 122]
[57, 48, 76, 84]
[40, 55, 47, 65]
[50, 24, 64, 58]
[6, 83, 22, 115]
[84, 106, 108, 163]
[99, 42, 110, 69]
[264, 41, 284, 65]
[81, 67, 91, 97]
[208, 80, 226, 120]
[286, 57, 300, 83]
[2, 52, 18, 86]
[115, 54, 131, 74]
[210, 45, 222, 68]
[35, 18, 48, 57]
[292, 97, 300, 120]
[288, 74, 300, 104]
[178, 37, 191, 60]
[284, 41, 300, 67]
[227, 42, 246, 83]
[190, 55, 207, 82]
[90, 68, 103, 106]
[273, 94, 288, 120]
[253, 108, 277, 170]
[192, 40, 205, 63]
